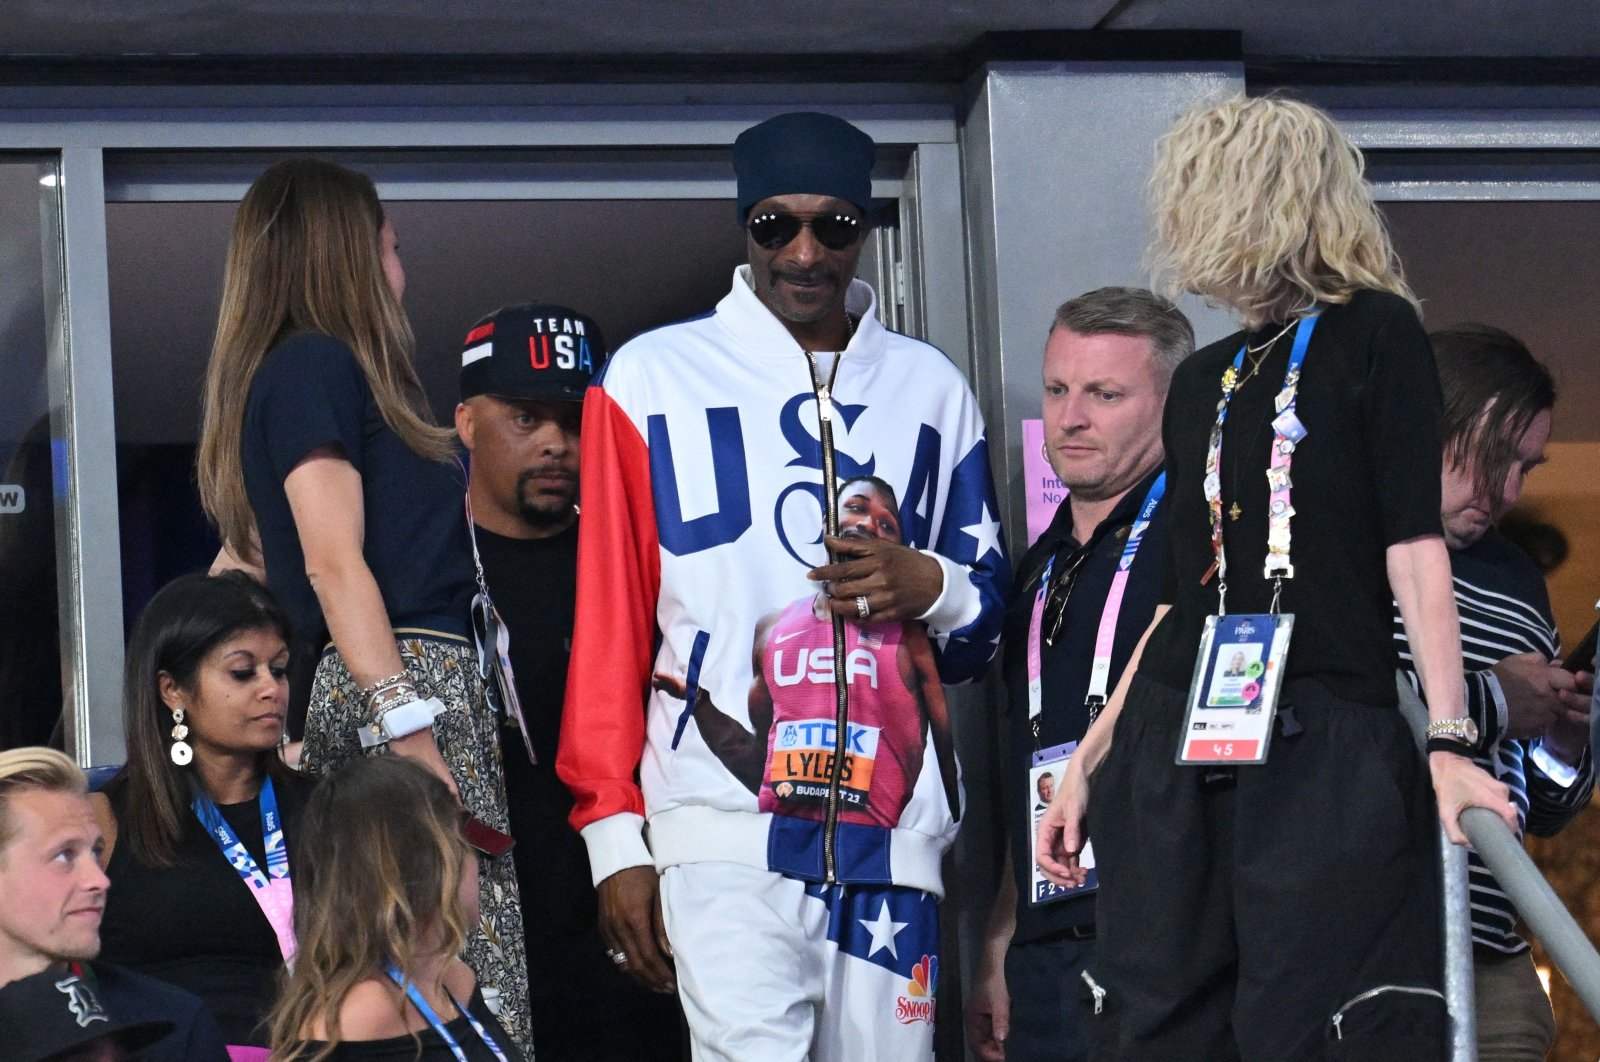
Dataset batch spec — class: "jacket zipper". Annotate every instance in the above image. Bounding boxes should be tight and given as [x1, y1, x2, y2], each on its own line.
[1329, 984, 1445, 1040]
[804, 349, 849, 885]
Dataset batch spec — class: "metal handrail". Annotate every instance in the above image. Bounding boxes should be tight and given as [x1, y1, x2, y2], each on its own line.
[1396, 674, 1600, 1062]
[1460, 807, 1600, 1020]
[1396, 675, 1478, 1062]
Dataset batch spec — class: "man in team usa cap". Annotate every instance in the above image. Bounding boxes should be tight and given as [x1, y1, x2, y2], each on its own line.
[456, 305, 681, 1057]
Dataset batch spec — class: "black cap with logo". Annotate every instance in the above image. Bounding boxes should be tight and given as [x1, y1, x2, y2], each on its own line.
[0, 970, 173, 1062]
[458, 303, 608, 403]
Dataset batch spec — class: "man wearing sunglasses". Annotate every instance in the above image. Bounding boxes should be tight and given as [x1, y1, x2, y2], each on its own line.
[559, 111, 1008, 1060]
[967, 288, 1191, 1062]
[455, 304, 684, 1060]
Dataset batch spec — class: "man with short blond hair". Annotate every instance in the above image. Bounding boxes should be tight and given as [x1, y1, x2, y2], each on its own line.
[0, 748, 226, 1060]
[968, 287, 1190, 1062]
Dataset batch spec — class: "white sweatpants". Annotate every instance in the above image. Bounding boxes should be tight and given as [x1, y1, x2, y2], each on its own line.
[660, 862, 940, 1061]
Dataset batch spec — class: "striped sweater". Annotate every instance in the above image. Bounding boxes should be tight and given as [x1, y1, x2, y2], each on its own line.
[1393, 529, 1594, 953]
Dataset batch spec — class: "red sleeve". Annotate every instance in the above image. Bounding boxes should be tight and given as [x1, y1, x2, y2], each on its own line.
[557, 384, 661, 832]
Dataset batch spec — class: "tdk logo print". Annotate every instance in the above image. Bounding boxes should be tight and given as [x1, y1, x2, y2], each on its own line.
[648, 396, 948, 565]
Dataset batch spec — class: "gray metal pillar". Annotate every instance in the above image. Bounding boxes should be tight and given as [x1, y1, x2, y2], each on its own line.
[53, 147, 126, 767]
[959, 58, 1244, 545]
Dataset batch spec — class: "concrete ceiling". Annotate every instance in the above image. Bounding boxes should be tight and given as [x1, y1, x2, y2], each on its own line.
[5, 0, 1597, 60]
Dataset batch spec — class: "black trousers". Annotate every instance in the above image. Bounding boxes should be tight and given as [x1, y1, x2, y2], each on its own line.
[1004, 933, 1096, 1062]
[1085, 673, 1447, 1061]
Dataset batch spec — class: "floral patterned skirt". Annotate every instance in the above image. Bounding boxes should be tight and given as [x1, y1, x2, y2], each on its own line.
[300, 632, 532, 1056]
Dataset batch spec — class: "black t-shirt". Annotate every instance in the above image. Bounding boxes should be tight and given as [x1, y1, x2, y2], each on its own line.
[242, 332, 475, 640]
[473, 522, 597, 933]
[294, 988, 525, 1062]
[1001, 468, 1170, 942]
[1141, 289, 1443, 707]
[100, 770, 318, 1047]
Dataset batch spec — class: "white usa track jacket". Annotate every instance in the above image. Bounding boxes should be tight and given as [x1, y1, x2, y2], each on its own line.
[557, 267, 1009, 896]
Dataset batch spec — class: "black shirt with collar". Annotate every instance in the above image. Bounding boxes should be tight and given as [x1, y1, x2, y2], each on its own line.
[1001, 465, 1170, 944]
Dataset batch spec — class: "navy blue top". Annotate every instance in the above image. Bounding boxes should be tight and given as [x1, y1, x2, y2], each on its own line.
[241, 332, 474, 641]
[1001, 466, 1170, 943]
[88, 961, 229, 1062]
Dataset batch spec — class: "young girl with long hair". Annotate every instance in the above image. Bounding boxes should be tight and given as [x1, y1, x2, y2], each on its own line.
[271, 756, 524, 1062]
[196, 157, 528, 1051]
[1036, 96, 1515, 1060]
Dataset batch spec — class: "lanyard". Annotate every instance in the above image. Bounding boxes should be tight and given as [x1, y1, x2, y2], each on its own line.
[462, 479, 537, 766]
[192, 777, 295, 961]
[1203, 314, 1319, 615]
[1026, 472, 1166, 737]
[386, 965, 510, 1062]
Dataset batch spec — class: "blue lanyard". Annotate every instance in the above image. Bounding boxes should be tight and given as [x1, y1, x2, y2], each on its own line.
[1204, 314, 1319, 612]
[192, 776, 288, 889]
[385, 965, 510, 1062]
[1116, 472, 1166, 573]
[1028, 471, 1166, 728]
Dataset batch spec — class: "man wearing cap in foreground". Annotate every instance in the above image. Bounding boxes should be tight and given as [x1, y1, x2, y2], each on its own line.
[0, 968, 170, 1062]
[0, 748, 226, 1061]
[558, 112, 1008, 1058]
[456, 304, 683, 1059]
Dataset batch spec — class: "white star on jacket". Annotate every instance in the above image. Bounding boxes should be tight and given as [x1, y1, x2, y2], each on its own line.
[859, 899, 910, 959]
[960, 504, 1004, 563]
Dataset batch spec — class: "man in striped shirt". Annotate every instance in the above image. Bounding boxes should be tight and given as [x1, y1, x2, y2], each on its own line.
[1394, 325, 1594, 1062]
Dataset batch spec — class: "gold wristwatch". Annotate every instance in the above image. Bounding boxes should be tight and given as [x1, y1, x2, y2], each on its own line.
[1424, 717, 1480, 746]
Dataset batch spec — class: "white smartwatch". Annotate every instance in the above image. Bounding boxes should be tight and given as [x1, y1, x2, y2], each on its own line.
[357, 696, 446, 748]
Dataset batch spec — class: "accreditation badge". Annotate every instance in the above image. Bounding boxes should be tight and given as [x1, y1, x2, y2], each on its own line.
[1176, 613, 1294, 765]
[1028, 742, 1096, 905]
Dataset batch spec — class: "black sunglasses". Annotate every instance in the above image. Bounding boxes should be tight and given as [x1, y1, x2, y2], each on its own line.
[747, 211, 864, 251]
[1042, 548, 1092, 648]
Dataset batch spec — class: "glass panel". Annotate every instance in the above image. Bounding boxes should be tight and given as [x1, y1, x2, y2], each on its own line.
[0, 154, 68, 750]
[108, 196, 748, 601]
[107, 194, 745, 735]
[1382, 196, 1600, 1062]
[1382, 200, 1600, 642]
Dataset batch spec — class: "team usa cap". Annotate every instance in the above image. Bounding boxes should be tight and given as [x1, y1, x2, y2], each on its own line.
[733, 111, 877, 221]
[0, 970, 173, 1062]
[459, 302, 607, 403]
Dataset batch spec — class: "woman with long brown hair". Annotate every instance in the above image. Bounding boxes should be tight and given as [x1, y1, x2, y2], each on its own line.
[271, 756, 524, 1062]
[1036, 96, 1516, 1059]
[197, 157, 528, 1051]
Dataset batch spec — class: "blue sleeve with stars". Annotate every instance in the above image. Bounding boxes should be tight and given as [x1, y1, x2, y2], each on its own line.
[928, 432, 1010, 685]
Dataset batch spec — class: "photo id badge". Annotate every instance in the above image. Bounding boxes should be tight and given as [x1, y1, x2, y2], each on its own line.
[1028, 742, 1096, 905]
[1176, 613, 1294, 765]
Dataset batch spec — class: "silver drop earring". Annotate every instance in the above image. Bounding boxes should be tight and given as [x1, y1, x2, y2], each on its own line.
[169, 707, 193, 766]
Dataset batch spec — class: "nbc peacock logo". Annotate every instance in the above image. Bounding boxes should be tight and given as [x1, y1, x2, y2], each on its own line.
[894, 955, 937, 1025]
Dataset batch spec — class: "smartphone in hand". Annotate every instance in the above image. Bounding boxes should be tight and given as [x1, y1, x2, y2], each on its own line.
[1562, 620, 1597, 674]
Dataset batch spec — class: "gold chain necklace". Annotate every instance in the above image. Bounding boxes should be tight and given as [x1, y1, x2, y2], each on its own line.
[1232, 318, 1298, 393]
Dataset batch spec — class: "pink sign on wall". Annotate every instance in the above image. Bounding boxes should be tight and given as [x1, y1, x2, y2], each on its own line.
[1021, 418, 1066, 546]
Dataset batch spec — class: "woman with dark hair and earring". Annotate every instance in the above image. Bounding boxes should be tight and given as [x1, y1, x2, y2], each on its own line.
[1036, 96, 1519, 1060]
[269, 756, 525, 1062]
[195, 157, 528, 1052]
[93, 571, 315, 1058]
